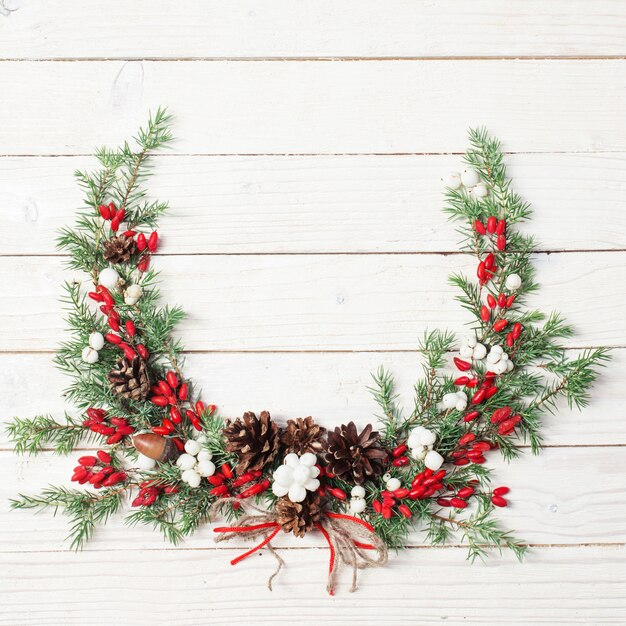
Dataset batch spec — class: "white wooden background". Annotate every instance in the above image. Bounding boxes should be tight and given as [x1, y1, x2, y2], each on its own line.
[1, 2, 626, 624]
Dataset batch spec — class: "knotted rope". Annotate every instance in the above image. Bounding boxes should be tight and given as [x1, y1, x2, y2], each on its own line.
[209, 499, 388, 594]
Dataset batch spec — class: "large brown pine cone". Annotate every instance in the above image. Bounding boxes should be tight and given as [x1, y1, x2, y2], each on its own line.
[223, 411, 281, 475]
[280, 416, 326, 455]
[275, 492, 322, 538]
[324, 421, 387, 485]
[103, 235, 137, 264]
[107, 356, 150, 402]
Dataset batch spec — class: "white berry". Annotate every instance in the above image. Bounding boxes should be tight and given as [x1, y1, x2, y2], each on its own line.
[473, 343, 487, 360]
[459, 345, 473, 358]
[88, 332, 105, 351]
[441, 172, 462, 190]
[197, 449, 213, 462]
[465, 334, 478, 348]
[176, 453, 197, 471]
[442, 393, 458, 410]
[386, 477, 401, 492]
[382, 472, 391, 482]
[461, 169, 480, 187]
[471, 183, 488, 198]
[98, 267, 119, 290]
[184, 440, 201, 456]
[197, 459, 216, 477]
[349, 498, 367, 514]
[182, 469, 202, 488]
[351, 485, 366, 498]
[424, 450, 444, 471]
[505, 273, 522, 291]
[124, 284, 143, 305]
[81, 346, 99, 364]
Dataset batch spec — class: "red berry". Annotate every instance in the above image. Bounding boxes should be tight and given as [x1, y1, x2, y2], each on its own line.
[484, 253, 495, 270]
[398, 504, 412, 518]
[169, 406, 182, 424]
[148, 231, 159, 252]
[137, 255, 150, 273]
[178, 383, 189, 401]
[151, 426, 170, 436]
[477, 261, 486, 281]
[381, 505, 393, 520]
[457, 486, 475, 498]
[110, 217, 120, 232]
[158, 381, 173, 397]
[496, 219, 506, 235]
[497, 234, 506, 251]
[78, 456, 97, 467]
[97, 450, 111, 464]
[137, 233, 147, 252]
[372, 500, 382, 513]
[491, 495, 508, 507]
[506, 294, 516, 308]
[480, 306, 490, 322]
[166, 371, 179, 389]
[493, 319, 508, 332]
[474, 219, 487, 235]
[454, 376, 469, 386]
[512, 322, 523, 339]
[125, 320, 136, 337]
[150, 395, 169, 407]
[392, 456, 409, 467]
[459, 433, 476, 446]
[392, 444, 407, 458]
[487, 294, 496, 309]
[105, 333, 122, 345]
[136, 343, 149, 360]
[487, 216, 497, 234]
[161, 418, 175, 433]
[99, 204, 112, 220]
[454, 357, 471, 372]
[494, 486, 510, 496]
[463, 410, 480, 422]
[471, 389, 486, 405]
[497, 293, 506, 308]
[506, 332, 514, 347]
[450, 497, 467, 509]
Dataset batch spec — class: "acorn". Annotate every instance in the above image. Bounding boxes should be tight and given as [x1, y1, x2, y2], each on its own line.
[133, 433, 180, 463]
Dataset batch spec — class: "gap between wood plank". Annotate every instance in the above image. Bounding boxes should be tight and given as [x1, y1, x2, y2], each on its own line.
[2, 542, 623, 555]
[1, 56, 625, 62]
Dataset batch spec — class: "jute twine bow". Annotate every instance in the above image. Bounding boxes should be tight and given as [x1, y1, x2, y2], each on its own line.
[209, 498, 388, 594]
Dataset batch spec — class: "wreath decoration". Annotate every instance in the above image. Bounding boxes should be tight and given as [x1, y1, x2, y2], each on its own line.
[7, 110, 608, 594]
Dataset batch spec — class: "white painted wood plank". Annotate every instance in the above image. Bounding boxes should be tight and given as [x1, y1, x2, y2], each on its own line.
[1, 546, 624, 624]
[1, 61, 626, 155]
[1, 350, 623, 448]
[1, 153, 625, 254]
[0, 252, 623, 351]
[2, 1, 626, 59]
[3, 447, 625, 551]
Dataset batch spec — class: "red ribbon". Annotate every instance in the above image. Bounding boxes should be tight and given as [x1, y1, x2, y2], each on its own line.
[214, 512, 378, 594]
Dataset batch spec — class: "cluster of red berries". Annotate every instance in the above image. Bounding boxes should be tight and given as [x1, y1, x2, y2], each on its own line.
[87, 285, 150, 360]
[149, 370, 216, 434]
[132, 480, 178, 507]
[390, 443, 410, 467]
[372, 468, 448, 520]
[451, 432, 491, 466]
[71, 450, 127, 488]
[480, 291, 518, 325]
[207, 463, 270, 508]
[82, 408, 135, 445]
[474, 216, 507, 252]
[437, 482, 477, 509]
[98, 201, 159, 273]
[490, 486, 510, 507]
[490, 406, 522, 436]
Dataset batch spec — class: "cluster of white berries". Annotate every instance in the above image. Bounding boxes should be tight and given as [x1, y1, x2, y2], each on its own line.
[349, 485, 367, 514]
[459, 334, 487, 361]
[441, 169, 488, 200]
[271, 452, 321, 503]
[407, 426, 444, 471]
[81, 331, 105, 365]
[98, 267, 143, 305]
[441, 389, 468, 412]
[176, 438, 216, 488]
[485, 345, 514, 375]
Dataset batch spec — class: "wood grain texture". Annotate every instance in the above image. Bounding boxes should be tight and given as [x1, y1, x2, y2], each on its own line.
[1, 153, 625, 254]
[2, 350, 624, 449]
[1, 547, 625, 625]
[4, 446, 625, 552]
[2, 0, 626, 59]
[0, 252, 623, 351]
[1, 61, 626, 155]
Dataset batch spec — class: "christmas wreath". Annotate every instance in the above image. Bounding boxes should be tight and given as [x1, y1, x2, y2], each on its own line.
[7, 110, 608, 594]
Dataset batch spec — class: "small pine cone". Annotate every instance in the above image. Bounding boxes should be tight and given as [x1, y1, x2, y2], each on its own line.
[223, 410, 281, 475]
[325, 421, 387, 485]
[107, 356, 150, 402]
[103, 235, 137, 264]
[280, 416, 326, 455]
[276, 492, 322, 538]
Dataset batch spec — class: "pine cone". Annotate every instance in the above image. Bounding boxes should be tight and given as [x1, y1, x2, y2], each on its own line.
[103, 235, 137, 264]
[223, 411, 281, 475]
[107, 356, 150, 402]
[280, 416, 326, 455]
[325, 421, 387, 485]
[276, 492, 322, 538]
